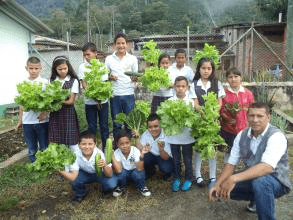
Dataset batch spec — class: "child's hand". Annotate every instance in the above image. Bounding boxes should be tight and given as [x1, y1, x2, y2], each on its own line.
[38, 112, 48, 122]
[109, 74, 118, 81]
[130, 76, 138, 82]
[142, 143, 151, 154]
[16, 121, 22, 129]
[157, 140, 165, 150]
[98, 159, 107, 168]
[132, 130, 140, 138]
[228, 119, 236, 125]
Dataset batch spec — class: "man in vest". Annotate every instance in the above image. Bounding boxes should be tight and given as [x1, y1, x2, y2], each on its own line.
[209, 102, 291, 220]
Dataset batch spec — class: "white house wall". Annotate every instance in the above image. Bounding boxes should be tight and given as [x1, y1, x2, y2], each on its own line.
[0, 12, 30, 105]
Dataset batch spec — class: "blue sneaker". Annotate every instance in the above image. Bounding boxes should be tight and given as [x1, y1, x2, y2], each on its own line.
[172, 179, 181, 192]
[181, 180, 192, 191]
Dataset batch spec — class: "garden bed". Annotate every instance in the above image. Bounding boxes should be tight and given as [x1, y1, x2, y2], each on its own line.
[0, 128, 26, 163]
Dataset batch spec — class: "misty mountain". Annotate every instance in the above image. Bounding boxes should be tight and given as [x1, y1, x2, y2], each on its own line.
[16, 0, 65, 17]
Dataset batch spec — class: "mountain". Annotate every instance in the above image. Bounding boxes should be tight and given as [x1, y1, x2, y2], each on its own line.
[16, 0, 65, 17]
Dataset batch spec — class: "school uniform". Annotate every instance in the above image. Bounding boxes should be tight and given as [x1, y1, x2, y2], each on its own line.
[166, 95, 195, 181]
[21, 76, 49, 162]
[48, 75, 80, 145]
[78, 62, 109, 150]
[193, 78, 225, 182]
[168, 63, 197, 99]
[105, 52, 138, 139]
[151, 69, 173, 113]
[140, 129, 174, 179]
[220, 85, 255, 152]
[114, 146, 146, 190]
[68, 147, 117, 198]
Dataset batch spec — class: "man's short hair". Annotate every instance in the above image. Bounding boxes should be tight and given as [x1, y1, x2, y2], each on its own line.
[249, 102, 270, 114]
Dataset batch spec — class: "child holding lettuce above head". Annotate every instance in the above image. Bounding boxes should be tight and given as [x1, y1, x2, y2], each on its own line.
[165, 76, 195, 192]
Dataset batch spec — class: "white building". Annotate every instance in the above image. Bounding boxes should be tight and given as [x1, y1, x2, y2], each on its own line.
[0, 0, 52, 110]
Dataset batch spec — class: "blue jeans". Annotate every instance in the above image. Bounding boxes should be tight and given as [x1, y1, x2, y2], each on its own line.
[115, 169, 146, 190]
[144, 152, 174, 179]
[85, 103, 109, 151]
[171, 144, 193, 180]
[71, 169, 117, 198]
[23, 122, 49, 162]
[230, 175, 289, 220]
[110, 95, 135, 141]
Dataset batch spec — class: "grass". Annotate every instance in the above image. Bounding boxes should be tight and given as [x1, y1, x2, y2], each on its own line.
[284, 110, 293, 118]
[0, 115, 18, 132]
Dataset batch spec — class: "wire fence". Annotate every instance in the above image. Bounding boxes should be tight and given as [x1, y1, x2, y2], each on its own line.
[28, 24, 293, 113]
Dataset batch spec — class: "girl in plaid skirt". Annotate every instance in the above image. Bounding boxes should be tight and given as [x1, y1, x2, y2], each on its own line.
[48, 56, 80, 151]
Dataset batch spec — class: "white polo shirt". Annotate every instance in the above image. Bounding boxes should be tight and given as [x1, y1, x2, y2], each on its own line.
[228, 124, 287, 169]
[194, 79, 226, 99]
[68, 147, 111, 173]
[169, 63, 196, 99]
[22, 76, 49, 124]
[78, 61, 109, 104]
[56, 75, 79, 94]
[114, 146, 140, 171]
[105, 52, 138, 96]
[140, 129, 172, 157]
[165, 95, 196, 145]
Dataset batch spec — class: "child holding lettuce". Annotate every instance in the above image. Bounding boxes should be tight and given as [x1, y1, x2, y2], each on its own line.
[166, 76, 195, 192]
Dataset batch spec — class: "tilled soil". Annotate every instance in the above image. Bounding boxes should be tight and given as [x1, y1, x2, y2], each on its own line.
[0, 129, 26, 162]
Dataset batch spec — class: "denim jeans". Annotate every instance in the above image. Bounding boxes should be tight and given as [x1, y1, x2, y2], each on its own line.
[71, 169, 117, 198]
[115, 169, 146, 190]
[85, 103, 109, 151]
[23, 122, 49, 162]
[110, 95, 135, 141]
[230, 175, 289, 220]
[170, 144, 193, 180]
[144, 152, 174, 179]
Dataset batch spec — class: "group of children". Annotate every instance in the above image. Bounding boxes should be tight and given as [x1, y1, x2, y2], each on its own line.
[18, 32, 255, 202]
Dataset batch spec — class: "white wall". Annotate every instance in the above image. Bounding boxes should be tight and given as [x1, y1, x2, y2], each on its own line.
[0, 12, 31, 105]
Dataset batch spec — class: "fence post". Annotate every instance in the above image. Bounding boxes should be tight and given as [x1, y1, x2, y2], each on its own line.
[66, 32, 70, 58]
[187, 26, 190, 65]
[286, 0, 293, 77]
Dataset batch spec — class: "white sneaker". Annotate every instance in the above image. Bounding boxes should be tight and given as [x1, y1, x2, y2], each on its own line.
[139, 186, 151, 197]
[113, 187, 124, 197]
[247, 201, 256, 213]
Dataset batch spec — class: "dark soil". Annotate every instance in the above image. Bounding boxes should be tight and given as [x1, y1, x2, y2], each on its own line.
[0, 129, 26, 162]
[0, 131, 293, 219]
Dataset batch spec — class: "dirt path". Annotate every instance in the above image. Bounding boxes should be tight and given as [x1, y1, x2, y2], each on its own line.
[118, 186, 293, 220]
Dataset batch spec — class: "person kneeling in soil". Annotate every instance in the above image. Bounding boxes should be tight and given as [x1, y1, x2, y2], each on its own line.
[112, 130, 151, 197]
[60, 132, 117, 202]
[209, 103, 291, 220]
[135, 113, 174, 180]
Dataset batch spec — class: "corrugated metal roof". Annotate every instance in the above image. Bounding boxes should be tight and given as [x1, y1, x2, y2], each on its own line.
[0, 0, 53, 33]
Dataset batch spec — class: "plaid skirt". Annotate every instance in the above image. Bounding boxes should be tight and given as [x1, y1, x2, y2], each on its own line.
[48, 105, 80, 145]
[151, 96, 171, 113]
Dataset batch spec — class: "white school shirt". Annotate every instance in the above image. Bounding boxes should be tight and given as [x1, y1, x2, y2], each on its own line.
[165, 95, 196, 145]
[114, 146, 140, 171]
[194, 79, 226, 99]
[78, 61, 108, 104]
[228, 123, 287, 169]
[56, 75, 79, 94]
[140, 129, 172, 157]
[105, 52, 138, 96]
[68, 147, 111, 173]
[22, 76, 49, 124]
[169, 63, 196, 99]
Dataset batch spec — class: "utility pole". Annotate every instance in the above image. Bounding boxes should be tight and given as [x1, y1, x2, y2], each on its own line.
[87, 0, 90, 42]
[286, 0, 293, 77]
